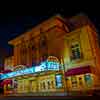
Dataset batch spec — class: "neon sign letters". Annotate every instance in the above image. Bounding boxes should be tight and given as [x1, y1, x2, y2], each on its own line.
[0, 60, 60, 80]
[0, 67, 35, 80]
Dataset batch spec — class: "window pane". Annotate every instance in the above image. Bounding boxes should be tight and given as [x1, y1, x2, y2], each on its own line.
[71, 76, 77, 88]
[71, 43, 81, 60]
[55, 74, 62, 88]
[79, 77, 83, 86]
[84, 74, 92, 87]
[47, 81, 50, 89]
[43, 82, 45, 89]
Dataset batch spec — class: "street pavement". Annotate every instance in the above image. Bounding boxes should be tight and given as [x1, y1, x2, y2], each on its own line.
[0, 95, 99, 100]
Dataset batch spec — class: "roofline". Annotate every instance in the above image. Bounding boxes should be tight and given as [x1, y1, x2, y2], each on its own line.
[8, 14, 64, 45]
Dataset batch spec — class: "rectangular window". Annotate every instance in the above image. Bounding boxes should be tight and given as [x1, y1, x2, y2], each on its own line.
[55, 74, 63, 88]
[43, 82, 46, 90]
[71, 42, 81, 60]
[84, 74, 92, 87]
[71, 76, 77, 88]
[79, 77, 83, 86]
[51, 81, 54, 88]
[40, 83, 43, 90]
[47, 81, 50, 89]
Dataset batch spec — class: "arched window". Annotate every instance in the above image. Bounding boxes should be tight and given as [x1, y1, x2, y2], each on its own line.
[43, 82, 45, 90]
[51, 81, 54, 89]
[47, 81, 50, 89]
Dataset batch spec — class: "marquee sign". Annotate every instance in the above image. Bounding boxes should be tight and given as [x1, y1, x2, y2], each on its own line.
[47, 56, 60, 70]
[47, 56, 59, 62]
[0, 56, 60, 80]
[0, 67, 35, 80]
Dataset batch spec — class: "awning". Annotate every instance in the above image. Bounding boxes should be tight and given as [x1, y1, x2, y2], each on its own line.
[65, 65, 95, 77]
[0, 79, 12, 86]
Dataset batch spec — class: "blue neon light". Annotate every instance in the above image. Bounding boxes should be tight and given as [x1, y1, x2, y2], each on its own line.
[0, 61, 60, 80]
[0, 67, 35, 80]
[47, 61, 59, 70]
[56, 74, 62, 88]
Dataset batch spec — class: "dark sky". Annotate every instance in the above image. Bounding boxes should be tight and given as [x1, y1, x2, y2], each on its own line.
[0, 5, 100, 56]
[0, 15, 50, 55]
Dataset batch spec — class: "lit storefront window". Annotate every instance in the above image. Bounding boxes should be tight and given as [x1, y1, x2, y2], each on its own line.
[55, 74, 63, 88]
[79, 77, 83, 86]
[40, 82, 42, 90]
[43, 82, 46, 90]
[84, 74, 92, 87]
[6, 84, 12, 91]
[14, 79, 17, 89]
[71, 76, 77, 88]
[51, 81, 54, 88]
[47, 81, 50, 89]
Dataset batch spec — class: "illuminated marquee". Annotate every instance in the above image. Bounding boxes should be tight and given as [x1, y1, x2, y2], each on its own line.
[0, 67, 35, 80]
[34, 56, 60, 72]
[0, 56, 60, 80]
[47, 56, 60, 70]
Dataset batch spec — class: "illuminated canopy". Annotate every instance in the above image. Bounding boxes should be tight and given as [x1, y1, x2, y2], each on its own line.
[0, 60, 60, 80]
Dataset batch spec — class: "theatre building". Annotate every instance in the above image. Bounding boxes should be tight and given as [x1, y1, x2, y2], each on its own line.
[1, 14, 100, 95]
[2, 15, 68, 95]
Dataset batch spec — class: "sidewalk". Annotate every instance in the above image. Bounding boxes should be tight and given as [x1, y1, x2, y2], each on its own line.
[2, 92, 67, 96]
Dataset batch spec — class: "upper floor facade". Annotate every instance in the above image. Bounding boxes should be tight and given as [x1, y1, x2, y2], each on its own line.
[8, 14, 100, 77]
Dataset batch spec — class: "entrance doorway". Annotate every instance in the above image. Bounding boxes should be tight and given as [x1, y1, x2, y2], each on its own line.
[30, 80, 37, 93]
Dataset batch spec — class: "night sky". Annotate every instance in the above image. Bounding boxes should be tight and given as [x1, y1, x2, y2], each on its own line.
[0, 5, 100, 57]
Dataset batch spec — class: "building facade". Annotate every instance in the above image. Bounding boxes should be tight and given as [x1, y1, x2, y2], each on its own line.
[4, 56, 14, 71]
[63, 25, 100, 94]
[1, 14, 100, 96]
[5, 15, 68, 95]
